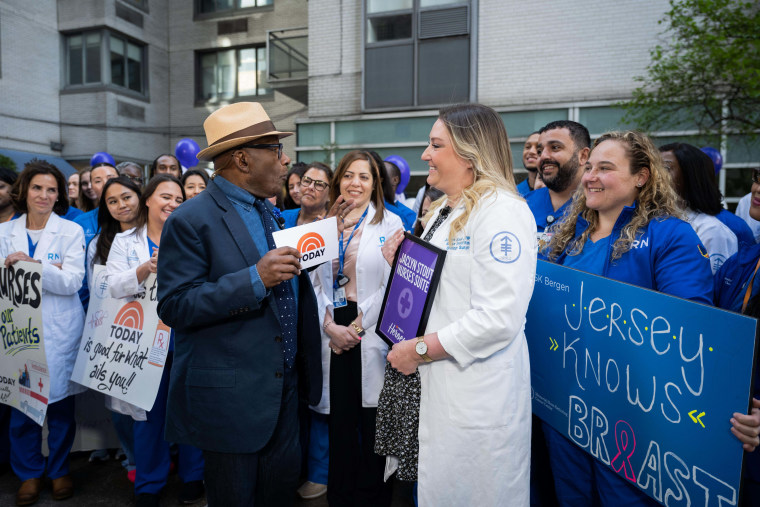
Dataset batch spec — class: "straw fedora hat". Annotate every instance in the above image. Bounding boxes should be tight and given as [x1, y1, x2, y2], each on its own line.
[196, 102, 293, 161]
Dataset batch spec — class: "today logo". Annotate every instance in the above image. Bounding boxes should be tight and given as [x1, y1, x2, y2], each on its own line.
[109, 301, 144, 345]
[297, 232, 326, 261]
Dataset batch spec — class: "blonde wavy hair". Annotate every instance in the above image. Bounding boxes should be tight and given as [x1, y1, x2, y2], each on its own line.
[546, 130, 683, 261]
[424, 104, 519, 243]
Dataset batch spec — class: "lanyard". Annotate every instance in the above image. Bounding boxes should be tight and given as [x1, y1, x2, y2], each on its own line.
[741, 257, 760, 313]
[335, 206, 369, 287]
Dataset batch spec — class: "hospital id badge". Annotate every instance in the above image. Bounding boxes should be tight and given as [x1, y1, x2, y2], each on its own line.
[333, 287, 347, 308]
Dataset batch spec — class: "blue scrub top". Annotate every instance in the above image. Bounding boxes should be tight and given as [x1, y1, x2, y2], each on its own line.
[560, 235, 611, 275]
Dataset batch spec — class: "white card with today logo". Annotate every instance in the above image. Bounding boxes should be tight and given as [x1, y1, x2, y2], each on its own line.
[273, 217, 339, 269]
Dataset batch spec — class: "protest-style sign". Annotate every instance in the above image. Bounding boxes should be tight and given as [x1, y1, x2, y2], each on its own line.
[70, 267, 168, 412]
[376, 233, 446, 347]
[527, 260, 758, 506]
[273, 217, 339, 269]
[0, 259, 50, 426]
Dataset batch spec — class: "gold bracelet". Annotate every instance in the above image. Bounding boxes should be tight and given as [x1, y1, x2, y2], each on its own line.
[350, 322, 364, 335]
[323, 320, 334, 331]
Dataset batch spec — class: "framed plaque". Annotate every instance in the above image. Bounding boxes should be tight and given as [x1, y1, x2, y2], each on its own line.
[375, 233, 446, 347]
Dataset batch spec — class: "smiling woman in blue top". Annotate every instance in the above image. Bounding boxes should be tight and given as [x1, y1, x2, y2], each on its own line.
[543, 131, 714, 506]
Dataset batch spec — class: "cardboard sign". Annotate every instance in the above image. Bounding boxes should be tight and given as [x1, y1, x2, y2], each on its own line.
[0, 259, 50, 426]
[376, 233, 446, 346]
[273, 217, 339, 269]
[71, 267, 167, 412]
[527, 260, 758, 505]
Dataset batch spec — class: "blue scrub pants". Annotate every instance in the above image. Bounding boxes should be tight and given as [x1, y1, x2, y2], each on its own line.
[10, 397, 75, 481]
[306, 412, 329, 484]
[543, 423, 659, 507]
[134, 355, 204, 495]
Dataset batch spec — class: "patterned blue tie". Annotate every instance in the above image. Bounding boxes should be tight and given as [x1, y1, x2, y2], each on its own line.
[253, 199, 297, 368]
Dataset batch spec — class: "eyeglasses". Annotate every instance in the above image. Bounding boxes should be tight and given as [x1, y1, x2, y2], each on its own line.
[752, 169, 760, 184]
[126, 176, 144, 185]
[240, 143, 283, 159]
[300, 176, 329, 191]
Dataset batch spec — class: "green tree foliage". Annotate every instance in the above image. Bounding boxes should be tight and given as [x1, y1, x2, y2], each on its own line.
[623, 0, 760, 136]
[0, 154, 17, 171]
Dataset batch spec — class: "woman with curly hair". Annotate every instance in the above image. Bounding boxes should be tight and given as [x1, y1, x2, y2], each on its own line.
[543, 131, 714, 506]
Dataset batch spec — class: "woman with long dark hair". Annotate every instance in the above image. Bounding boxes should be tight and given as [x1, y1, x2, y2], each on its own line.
[311, 150, 402, 507]
[659, 142, 743, 272]
[106, 175, 204, 506]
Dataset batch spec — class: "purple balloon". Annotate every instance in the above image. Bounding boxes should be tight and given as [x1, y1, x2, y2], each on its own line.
[90, 152, 115, 167]
[700, 146, 723, 174]
[175, 138, 201, 169]
[384, 155, 411, 194]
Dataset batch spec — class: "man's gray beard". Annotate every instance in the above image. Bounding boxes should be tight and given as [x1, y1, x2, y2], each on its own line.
[541, 152, 579, 193]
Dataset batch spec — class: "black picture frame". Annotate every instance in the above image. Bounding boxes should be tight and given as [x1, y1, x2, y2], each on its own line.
[375, 232, 447, 347]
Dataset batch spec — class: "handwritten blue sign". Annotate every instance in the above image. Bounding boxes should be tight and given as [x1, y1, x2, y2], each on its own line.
[527, 260, 757, 506]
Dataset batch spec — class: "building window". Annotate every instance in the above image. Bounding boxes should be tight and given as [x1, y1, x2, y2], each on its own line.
[197, 0, 272, 15]
[64, 31, 146, 95]
[364, 0, 471, 110]
[197, 46, 270, 103]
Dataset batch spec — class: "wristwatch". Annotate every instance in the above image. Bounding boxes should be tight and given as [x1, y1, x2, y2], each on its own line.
[415, 337, 433, 362]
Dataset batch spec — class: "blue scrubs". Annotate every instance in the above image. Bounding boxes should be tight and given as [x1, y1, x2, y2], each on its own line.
[716, 209, 755, 246]
[517, 178, 532, 197]
[525, 187, 572, 233]
[10, 398, 76, 481]
[385, 200, 416, 232]
[74, 208, 100, 311]
[133, 237, 204, 495]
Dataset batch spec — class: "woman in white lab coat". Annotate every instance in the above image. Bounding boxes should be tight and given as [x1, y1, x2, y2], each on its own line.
[311, 150, 402, 507]
[384, 104, 537, 506]
[0, 160, 85, 504]
[105, 174, 204, 506]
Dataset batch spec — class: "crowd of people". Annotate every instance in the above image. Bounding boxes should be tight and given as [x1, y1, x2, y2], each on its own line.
[0, 100, 759, 507]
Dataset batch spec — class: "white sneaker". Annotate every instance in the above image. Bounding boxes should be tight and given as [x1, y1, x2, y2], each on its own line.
[297, 481, 327, 499]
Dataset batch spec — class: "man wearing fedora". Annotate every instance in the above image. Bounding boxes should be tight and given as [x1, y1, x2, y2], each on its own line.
[157, 102, 324, 506]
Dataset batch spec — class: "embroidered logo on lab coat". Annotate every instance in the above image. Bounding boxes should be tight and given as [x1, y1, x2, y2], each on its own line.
[490, 232, 521, 263]
[445, 236, 471, 251]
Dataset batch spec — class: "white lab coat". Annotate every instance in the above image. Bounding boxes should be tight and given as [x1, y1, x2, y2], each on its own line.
[106, 226, 151, 299]
[686, 210, 738, 274]
[310, 206, 403, 413]
[104, 226, 150, 420]
[0, 213, 86, 403]
[417, 190, 536, 506]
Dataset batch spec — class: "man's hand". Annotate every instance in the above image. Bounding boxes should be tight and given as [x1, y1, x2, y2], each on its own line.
[323, 195, 358, 236]
[257, 247, 302, 288]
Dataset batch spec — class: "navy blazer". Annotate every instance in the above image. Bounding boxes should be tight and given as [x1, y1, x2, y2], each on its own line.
[157, 179, 322, 453]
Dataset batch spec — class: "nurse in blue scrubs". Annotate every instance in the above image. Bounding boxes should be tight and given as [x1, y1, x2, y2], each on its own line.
[0, 160, 86, 505]
[106, 175, 204, 507]
[542, 131, 714, 506]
